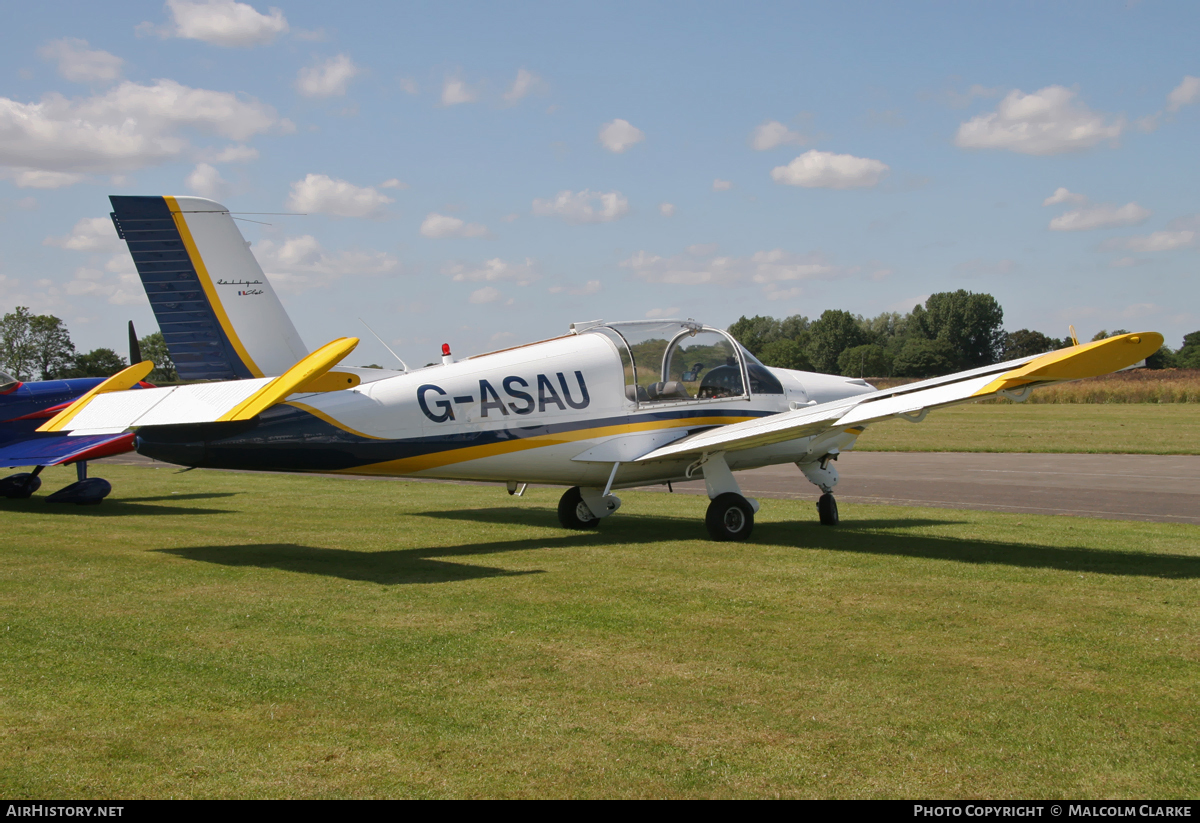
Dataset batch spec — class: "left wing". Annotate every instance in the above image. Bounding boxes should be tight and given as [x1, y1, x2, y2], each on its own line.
[636, 332, 1163, 463]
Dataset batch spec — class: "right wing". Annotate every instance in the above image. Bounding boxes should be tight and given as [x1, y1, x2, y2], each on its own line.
[636, 332, 1163, 463]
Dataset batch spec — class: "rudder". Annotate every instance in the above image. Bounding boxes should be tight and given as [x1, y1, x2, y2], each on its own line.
[110, 195, 310, 380]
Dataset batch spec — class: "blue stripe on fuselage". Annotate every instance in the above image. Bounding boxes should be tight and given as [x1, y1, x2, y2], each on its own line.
[135, 404, 772, 472]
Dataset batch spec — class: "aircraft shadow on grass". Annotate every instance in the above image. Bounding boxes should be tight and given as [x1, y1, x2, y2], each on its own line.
[0, 493, 236, 517]
[156, 504, 1200, 585]
[417, 506, 1200, 581]
[157, 542, 548, 586]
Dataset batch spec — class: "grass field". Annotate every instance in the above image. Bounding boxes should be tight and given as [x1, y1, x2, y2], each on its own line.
[2, 465, 1197, 799]
[853, 404, 1200, 454]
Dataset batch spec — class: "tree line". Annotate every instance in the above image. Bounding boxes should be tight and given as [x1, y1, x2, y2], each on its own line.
[729, 290, 1199, 378]
[1, 307, 176, 382]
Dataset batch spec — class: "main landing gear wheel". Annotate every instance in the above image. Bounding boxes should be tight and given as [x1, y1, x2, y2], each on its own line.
[558, 486, 600, 530]
[817, 493, 839, 526]
[0, 472, 42, 499]
[705, 493, 755, 542]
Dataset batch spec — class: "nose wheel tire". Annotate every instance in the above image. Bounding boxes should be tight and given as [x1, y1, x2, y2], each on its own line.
[817, 493, 839, 526]
[558, 486, 600, 530]
[705, 493, 755, 541]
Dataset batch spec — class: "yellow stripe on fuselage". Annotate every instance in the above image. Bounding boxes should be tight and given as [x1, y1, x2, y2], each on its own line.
[327, 415, 758, 476]
[165, 196, 264, 378]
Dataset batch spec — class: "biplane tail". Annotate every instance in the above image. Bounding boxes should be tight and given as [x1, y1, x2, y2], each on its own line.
[109, 195, 310, 381]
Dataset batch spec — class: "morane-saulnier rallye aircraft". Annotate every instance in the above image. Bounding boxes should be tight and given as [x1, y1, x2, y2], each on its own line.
[36, 195, 1163, 539]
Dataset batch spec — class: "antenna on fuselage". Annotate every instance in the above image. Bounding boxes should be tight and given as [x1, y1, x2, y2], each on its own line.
[358, 318, 408, 372]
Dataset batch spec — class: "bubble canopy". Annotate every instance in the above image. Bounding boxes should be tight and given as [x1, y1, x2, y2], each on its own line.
[572, 319, 783, 406]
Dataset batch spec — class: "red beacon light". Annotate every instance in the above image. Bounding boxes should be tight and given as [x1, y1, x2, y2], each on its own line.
[441, 343, 454, 365]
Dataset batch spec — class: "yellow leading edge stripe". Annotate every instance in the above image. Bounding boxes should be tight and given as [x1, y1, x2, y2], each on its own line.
[218, 337, 359, 422]
[165, 196, 265, 379]
[37, 360, 156, 433]
[973, 332, 1164, 397]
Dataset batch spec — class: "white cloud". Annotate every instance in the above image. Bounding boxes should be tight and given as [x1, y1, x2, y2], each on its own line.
[38, 38, 123, 84]
[620, 246, 855, 293]
[64, 265, 145, 305]
[659, 202, 676, 217]
[398, 77, 419, 95]
[10, 170, 85, 189]
[420, 213, 489, 239]
[206, 143, 258, 163]
[954, 86, 1124, 155]
[1167, 76, 1200, 113]
[441, 76, 477, 106]
[254, 234, 399, 293]
[598, 119, 644, 153]
[532, 189, 629, 224]
[503, 69, 543, 104]
[296, 54, 359, 98]
[0, 80, 279, 181]
[712, 179, 733, 191]
[749, 120, 806, 150]
[1101, 230, 1195, 253]
[155, 0, 288, 47]
[44, 217, 124, 253]
[469, 286, 502, 304]
[379, 178, 407, 189]
[285, 174, 393, 218]
[1043, 187, 1087, 206]
[770, 150, 889, 189]
[444, 258, 537, 285]
[1048, 202, 1150, 232]
[185, 162, 228, 199]
[645, 307, 680, 319]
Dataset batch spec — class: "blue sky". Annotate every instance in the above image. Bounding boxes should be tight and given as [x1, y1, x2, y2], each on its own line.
[1, 0, 1197, 365]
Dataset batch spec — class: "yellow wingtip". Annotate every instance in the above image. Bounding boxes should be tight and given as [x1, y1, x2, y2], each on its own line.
[974, 332, 1163, 397]
[37, 360, 156, 432]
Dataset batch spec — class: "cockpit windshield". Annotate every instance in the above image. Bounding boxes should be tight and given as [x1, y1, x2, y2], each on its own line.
[577, 319, 781, 406]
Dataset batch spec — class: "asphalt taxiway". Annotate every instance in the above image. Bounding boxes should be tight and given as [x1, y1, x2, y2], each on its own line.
[103, 451, 1200, 525]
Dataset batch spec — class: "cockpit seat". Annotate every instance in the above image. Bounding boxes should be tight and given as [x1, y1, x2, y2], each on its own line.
[646, 381, 690, 401]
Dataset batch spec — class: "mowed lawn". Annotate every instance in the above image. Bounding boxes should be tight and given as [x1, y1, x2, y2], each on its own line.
[2, 465, 1197, 799]
[855, 403, 1200, 454]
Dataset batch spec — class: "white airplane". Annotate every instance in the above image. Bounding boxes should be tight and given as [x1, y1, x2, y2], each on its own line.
[42, 196, 1163, 540]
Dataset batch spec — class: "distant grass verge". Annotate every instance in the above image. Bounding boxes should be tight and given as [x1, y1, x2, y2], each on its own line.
[868, 369, 1200, 403]
[855, 403, 1200, 454]
[1, 465, 1197, 799]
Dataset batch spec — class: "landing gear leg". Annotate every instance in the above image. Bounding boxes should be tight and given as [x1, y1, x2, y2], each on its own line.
[699, 452, 758, 541]
[799, 454, 840, 526]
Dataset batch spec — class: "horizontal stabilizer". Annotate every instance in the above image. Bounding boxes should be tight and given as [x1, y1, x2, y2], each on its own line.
[39, 338, 359, 435]
[637, 332, 1162, 463]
